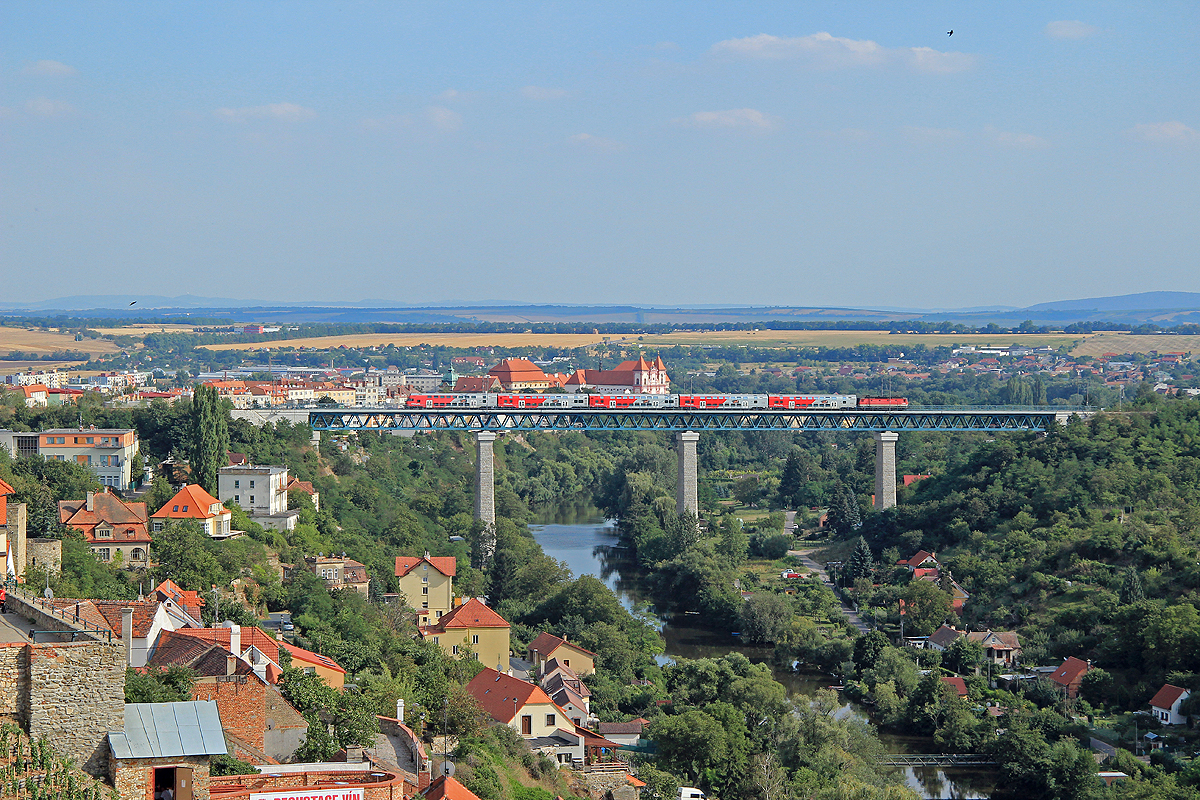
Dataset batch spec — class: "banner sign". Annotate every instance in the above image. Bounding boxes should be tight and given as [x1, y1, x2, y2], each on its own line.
[250, 788, 364, 800]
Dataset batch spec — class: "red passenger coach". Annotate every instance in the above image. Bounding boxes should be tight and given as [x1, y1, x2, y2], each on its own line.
[497, 394, 549, 408]
[589, 395, 641, 409]
[406, 394, 457, 408]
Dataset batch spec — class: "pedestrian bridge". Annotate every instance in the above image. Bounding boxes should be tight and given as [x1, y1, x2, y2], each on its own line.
[880, 754, 997, 767]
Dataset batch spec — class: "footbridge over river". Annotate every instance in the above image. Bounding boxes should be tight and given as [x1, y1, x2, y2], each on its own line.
[294, 405, 1094, 526]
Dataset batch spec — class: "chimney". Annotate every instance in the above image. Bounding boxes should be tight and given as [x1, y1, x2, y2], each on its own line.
[397, 698, 405, 723]
[86, 492, 94, 512]
[227, 654, 237, 676]
[121, 608, 134, 666]
[228, 623, 241, 656]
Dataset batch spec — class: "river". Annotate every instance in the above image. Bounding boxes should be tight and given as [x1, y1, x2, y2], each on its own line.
[529, 506, 997, 800]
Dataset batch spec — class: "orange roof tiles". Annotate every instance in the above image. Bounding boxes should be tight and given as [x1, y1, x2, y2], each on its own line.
[429, 598, 509, 630]
[487, 359, 548, 383]
[59, 490, 151, 545]
[1150, 684, 1189, 710]
[175, 626, 280, 664]
[465, 667, 555, 724]
[395, 555, 457, 578]
[527, 632, 597, 659]
[1049, 657, 1089, 689]
[150, 483, 228, 520]
[279, 640, 346, 674]
[941, 676, 968, 698]
[0, 478, 15, 496]
[424, 776, 483, 800]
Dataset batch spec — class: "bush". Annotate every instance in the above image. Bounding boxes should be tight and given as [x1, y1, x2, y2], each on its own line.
[751, 532, 791, 560]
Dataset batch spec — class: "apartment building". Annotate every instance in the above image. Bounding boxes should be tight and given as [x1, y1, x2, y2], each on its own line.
[217, 464, 297, 531]
[4, 371, 65, 388]
[38, 427, 140, 490]
[395, 553, 456, 623]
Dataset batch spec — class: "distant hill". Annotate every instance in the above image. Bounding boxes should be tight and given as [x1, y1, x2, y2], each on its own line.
[1024, 291, 1200, 312]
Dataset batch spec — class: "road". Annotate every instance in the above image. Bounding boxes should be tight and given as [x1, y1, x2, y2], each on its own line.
[791, 548, 870, 634]
[0, 611, 33, 644]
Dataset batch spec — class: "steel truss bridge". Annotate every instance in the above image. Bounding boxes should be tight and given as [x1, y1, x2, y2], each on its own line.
[879, 754, 997, 768]
[307, 406, 1091, 433]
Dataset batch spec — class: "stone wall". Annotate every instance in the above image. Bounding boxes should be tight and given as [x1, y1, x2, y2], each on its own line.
[27, 641, 126, 777]
[111, 753, 211, 800]
[0, 644, 28, 723]
[6, 502, 27, 576]
[25, 538, 61, 574]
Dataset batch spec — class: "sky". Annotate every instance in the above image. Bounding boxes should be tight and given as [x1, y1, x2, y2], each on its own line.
[2, 2, 1198, 310]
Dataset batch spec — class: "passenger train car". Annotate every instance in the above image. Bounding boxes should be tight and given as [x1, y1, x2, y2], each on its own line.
[404, 393, 908, 410]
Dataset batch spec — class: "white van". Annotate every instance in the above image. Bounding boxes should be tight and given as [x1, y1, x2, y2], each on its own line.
[678, 788, 706, 800]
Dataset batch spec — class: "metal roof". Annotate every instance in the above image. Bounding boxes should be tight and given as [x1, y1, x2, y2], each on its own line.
[109, 701, 228, 759]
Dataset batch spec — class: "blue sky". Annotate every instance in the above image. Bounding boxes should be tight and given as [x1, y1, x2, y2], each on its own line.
[2, 2, 1197, 309]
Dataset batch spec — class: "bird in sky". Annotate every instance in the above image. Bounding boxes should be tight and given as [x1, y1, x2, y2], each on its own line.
[129, 301, 137, 306]
[947, 30, 953, 36]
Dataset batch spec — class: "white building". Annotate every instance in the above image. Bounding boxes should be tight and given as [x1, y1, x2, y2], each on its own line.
[1150, 684, 1191, 726]
[217, 465, 298, 531]
[4, 371, 65, 388]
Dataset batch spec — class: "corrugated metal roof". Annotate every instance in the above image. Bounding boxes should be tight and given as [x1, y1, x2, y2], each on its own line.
[109, 701, 227, 759]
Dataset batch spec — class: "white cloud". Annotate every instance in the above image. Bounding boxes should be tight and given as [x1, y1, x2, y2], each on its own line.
[1045, 20, 1099, 39]
[522, 86, 568, 101]
[679, 108, 779, 131]
[903, 125, 962, 143]
[214, 102, 316, 122]
[711, 32, 974, 73]
[991, 129, 1050, 149]
[25, 98, 74, 116]
[1127, 121, 1198, 143]
[568, 133, 624, 152]
[424, 106, 462, 132]
[22, 60, 77, 76]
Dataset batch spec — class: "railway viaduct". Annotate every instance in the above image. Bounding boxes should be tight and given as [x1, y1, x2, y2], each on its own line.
[299, 406, 1092, 525]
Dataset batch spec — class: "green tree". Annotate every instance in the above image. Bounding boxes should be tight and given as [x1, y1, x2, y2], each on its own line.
[1120, 566, 1146, 605]
[125, 665, 195, 703]
[189, 384, 229, 495]
[943, 636, 984, 675]
[852, 630, 889, 673]
[649, 709, 728, 782]
[848, 537, 874, 581]
[733, 474, 762, 508]
[900, 580, 953, 637]
[151, 521, 225, 591]
[739, 593, 793, 645]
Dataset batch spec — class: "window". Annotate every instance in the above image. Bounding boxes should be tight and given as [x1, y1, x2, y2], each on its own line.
[249, 495, 255, 505]
[436, 611, 443, 619]
[250, 480, 255, 488]
[422, 575, 428, 583]
[235, 495, 240, 503]
[95, 528, 112, 539]
[452, 645, 460, 655]
[422, 602, 428, 609]
[472, 634, 479, 645]
[152, 521, 164, 532]
[181, 505, 188, 512]
[172, 505, 179, 512]
[563, 659, 569, 668]
[421, 586, 428, 595]
[234, 480, 240, 488]
[131, 548, 145, 561]
[86, 437, 93, 444]
[545, 714, 555, 727]
[521, 716, 532, 735]
[96, 548, 110, 561]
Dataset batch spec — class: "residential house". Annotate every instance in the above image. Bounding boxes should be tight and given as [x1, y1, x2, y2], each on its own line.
[38, 427, 140, 490]
[217, 464, 298, 531]
[563, 356, 671, 394]
[422, 598, 511, 671]
[108, 701, 227, 800]
[926, 624, 962, 652]
[466, 667, 573, 741]
[899, 550, 969, 611]
[151, 483, 236, 539]
[967, 630, 1021, 666]
[396, 553, 457, 623]
[424, 775, 483, 800]
[47, 595, 202, 667]
[527, 632, 596, 677]
[487, 359, 559, 391]
[171, 622, 283, 684]
[541, 659, 593, 727]
[58, 489, 151, 568]
[1048, 657, 1089, 698]
[279, 640, 346, 691]
[1149, 684, 1192, 726]
[153, 578, 205, 620]
[285, 475, 320, 511]
[596, 718, 648, 748]
[307, 554, 371, 595]
[20, 384, 49, 408]
[941, 676, 969, 699]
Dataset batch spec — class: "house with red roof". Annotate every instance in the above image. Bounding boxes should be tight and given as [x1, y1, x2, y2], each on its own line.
[58, 488, 151, 568]
[172, 622, 283, 684]
[47, 594, 202, 667]
[284, 475, 319, 511]
[153, 578, 205, 620]
[527, 632, 596, 677]
[563, 356, 671, 395]
[453, 375, 502, 393]
[487, 359, 557, 391]
[280, 640, 346, 691]
[941, 676, 969, 699]
[150, 483, 236, 539]
[1048, 656, 1089, 698]
[1149, 684, 1191, 725]
[422, 598, 511, 672]
[396, 552, 457, 623]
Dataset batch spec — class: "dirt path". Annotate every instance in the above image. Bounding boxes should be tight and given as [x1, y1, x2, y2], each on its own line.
[790, 548, 870, 634]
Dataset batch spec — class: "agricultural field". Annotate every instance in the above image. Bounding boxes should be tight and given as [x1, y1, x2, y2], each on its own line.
[89, 324, 195, 335]
[200, 332, 615, 351]
[1069, 332, 1200, 358]
[0, 327, 124, 358]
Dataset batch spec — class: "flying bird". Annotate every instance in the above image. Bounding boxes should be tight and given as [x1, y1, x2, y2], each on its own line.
[947, 30, 953, 36]
[129, 301, 137, 306]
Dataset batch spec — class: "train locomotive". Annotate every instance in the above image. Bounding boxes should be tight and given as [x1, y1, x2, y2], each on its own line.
[404, 393, 908, 410]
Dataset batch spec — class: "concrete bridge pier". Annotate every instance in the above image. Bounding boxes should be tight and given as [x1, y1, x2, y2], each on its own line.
[675, 431, 700, 517]
[873, 431, 898, 510]
[474, 431, 497, 566]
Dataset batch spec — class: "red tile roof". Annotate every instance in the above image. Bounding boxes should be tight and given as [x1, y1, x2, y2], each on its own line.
[59, 490, 151, 545]
[175, 626, 280, 664]
[429, 598, 509, 630]
[47, 598, 162, 638]
[1049, 657, 1089, 689]
[465, 667, 555, 724]
[1150, 684, 1189, 710]
[395, 555, 457, 578]
[151, 483, 228, 520]
[154, 579, 205, 618]
[527, 632, 597, 659]
[0, 478, 14, 496]
[941, 676, 968, 698]
[901, 550, 937, 568]
[279, 640, 346, 674]
[424, 776, 482, 800]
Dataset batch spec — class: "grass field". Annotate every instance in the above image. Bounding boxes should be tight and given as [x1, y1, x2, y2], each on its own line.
[200, 329, 1086, 353]
[89, 324, 195, 335]
[0, 328, 124, 358]
[1069, 333, 1200, 358]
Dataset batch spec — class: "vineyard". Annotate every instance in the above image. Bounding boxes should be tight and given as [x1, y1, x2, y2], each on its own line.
[0, 725, 115, 800]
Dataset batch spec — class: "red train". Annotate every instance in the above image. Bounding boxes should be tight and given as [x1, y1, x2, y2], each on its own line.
[404, 393, 908, 410]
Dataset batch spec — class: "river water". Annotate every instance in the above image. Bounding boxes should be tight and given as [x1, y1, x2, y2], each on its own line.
[529, 506, 996, 800]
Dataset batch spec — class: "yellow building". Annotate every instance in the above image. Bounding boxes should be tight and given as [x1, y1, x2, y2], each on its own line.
[466, 667, 568, 737]
[395, 553, 457, 624]
[422, 598, 510, 672]
[527, 632, 596, 677]
[280, 640, 346, 691]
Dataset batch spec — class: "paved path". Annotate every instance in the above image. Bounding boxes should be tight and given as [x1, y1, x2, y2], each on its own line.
[0, 611, 33, 644]
[792, 549, 870, 634]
